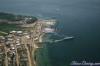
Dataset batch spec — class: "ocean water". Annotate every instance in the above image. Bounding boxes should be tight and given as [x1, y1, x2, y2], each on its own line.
[0, 0, 100, 66]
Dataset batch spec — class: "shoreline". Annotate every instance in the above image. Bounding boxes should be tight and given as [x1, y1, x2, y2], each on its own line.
[0, 12, 57, 66]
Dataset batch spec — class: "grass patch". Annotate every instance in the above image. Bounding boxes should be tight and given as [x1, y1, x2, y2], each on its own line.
[0, 23, 21, 33]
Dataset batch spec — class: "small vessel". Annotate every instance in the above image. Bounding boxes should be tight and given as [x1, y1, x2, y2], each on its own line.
[41, 33, 74, 43]
[54, 36, 74, 42]
[63, 36, 74, 40]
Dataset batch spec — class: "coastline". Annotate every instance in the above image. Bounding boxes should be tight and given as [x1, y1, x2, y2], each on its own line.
[0, 12, 57, 66]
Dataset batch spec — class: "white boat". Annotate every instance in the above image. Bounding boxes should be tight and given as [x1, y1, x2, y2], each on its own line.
[40, 33, 74, 43]
[54, 36, 74, 42]
[64, 36, 74, 40]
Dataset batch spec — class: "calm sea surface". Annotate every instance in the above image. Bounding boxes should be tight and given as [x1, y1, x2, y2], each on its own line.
[0, 0, 100, 66]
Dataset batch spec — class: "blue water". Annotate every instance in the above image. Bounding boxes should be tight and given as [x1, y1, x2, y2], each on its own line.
[0, 0, 100, 66]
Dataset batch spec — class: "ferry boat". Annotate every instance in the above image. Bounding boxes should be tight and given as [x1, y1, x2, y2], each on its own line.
[54, 36, 74, 42]
[42, 33, 74, 43]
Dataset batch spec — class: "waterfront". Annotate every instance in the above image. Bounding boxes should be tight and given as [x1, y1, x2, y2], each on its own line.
[0, 0, 100, 66]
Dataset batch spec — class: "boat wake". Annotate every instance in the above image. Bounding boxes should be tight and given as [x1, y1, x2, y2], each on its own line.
[54, 36, 74, 43]
[43, 33, 74, 43]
